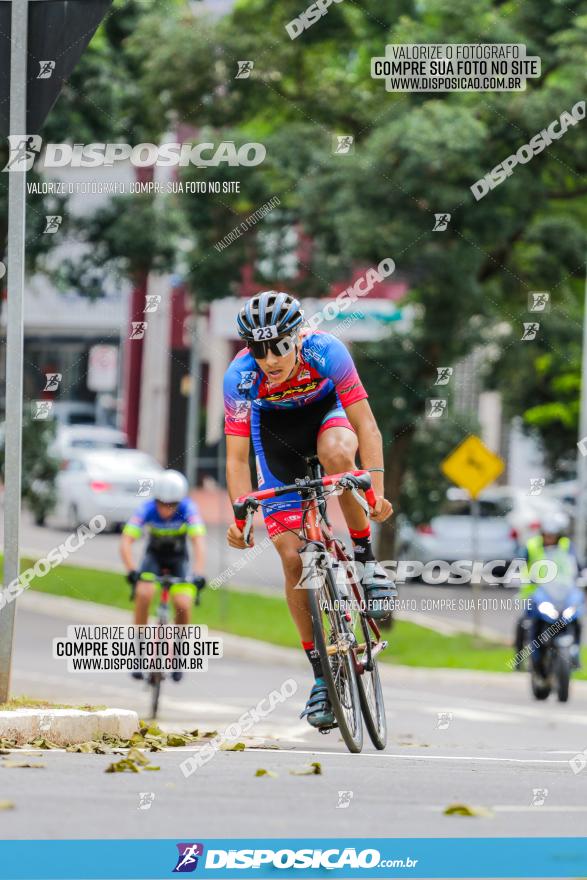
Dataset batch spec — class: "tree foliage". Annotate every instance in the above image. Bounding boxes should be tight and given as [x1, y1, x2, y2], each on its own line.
[52, 0, 587, 549]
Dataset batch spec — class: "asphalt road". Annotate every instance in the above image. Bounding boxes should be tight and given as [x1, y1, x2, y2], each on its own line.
[2, 594, 587, 840]
[5, 510, 521, 641]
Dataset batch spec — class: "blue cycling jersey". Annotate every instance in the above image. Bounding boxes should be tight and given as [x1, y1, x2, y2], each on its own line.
[123, 498, 206, 556]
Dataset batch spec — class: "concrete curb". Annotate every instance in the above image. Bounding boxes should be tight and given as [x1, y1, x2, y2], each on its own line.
[0, 708, 138, 746]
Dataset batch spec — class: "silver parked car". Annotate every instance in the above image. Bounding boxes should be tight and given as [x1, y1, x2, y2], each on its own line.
[50, 425, 128, 460]
[397, 488, 518, 577]
[50, 448, 163, 531]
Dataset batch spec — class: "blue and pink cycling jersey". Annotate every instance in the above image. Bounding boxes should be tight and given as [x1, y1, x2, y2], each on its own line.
[223, 331, 367, 436]
[223, 331, 367, 535]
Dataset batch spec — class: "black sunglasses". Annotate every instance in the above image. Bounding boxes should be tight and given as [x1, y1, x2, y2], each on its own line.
[247, 335, 295, 359]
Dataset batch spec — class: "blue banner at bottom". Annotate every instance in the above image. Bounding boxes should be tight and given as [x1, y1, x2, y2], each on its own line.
[0, 837, 586, 879]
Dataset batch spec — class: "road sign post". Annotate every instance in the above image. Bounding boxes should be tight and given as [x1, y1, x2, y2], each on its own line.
[575, 268, 587, 564]
[441, 435, 505, 638]
[185, 314, 202, 489]
[0, 0, 112, 703]
[0, 0, 29, 704]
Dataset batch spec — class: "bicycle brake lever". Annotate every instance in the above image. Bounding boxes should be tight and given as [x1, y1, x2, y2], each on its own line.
[350, 486, 370, 515]
[242, 509, 254, 546]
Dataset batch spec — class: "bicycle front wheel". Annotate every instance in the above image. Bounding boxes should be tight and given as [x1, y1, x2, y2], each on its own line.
[308, 567, 363, 754]
[355, 625, 387, 750]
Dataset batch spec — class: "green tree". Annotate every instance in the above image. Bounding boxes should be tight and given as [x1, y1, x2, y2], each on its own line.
[0, 414, 59, 524]
[82, 0, 587, 555]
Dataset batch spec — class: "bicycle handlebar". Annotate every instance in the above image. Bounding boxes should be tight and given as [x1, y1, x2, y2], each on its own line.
[233, 470, 378, 543]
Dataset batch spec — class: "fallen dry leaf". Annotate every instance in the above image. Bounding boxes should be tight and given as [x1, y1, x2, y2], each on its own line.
[219, 742, 246, 752]
[2, 761, 45, 769]
[289, 762, 322, 776]
[444, 803, 493, 817]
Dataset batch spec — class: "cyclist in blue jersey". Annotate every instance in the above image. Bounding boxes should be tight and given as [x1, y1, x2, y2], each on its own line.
[224, 291, 395, 728]
[121, 469, 206, 680]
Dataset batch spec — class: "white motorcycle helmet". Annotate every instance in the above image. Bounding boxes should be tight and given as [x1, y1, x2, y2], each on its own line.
[540, 511, 570, 536]
[153, 470, 188, 504]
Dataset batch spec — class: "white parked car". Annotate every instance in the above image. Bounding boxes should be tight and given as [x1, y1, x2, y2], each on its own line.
[482, 486, 569, 547]
[50, 449, 163, 531]
[398, 485, 570, 579]
[50, 425, 128, 460]
[397, 489, 518, 572]
[542, 480, 577, 520]
[49, 401, 98, 426]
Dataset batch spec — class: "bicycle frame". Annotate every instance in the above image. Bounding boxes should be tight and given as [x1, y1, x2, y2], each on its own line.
[233, 463, 386, 675]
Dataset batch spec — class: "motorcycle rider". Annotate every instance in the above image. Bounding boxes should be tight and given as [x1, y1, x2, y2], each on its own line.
[514, 511, 582, 669]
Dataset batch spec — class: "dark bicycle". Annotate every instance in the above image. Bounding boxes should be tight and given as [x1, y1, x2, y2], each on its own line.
[130, 572, 205, 719]
[233, 457, 389, 754]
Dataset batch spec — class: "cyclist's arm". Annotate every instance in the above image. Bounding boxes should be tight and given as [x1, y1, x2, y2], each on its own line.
[120, 505, 147, 572]
[226, 435, 254, 547]
[185, 499, 207, 574]
[190, 533, 206, 574]
[345, 399, 392, 522]
[120, 531, 136, 571]
[344, 399, 384, 496]
[226, 434, 253, 502]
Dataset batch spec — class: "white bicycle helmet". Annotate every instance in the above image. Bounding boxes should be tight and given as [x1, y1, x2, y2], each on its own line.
[540, 511, 570, 535]
[154, 470, 188, 504]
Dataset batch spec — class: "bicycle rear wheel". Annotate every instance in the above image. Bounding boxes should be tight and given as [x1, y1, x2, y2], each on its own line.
[149, 672, 162, 719]
[308, 566, 363, 754]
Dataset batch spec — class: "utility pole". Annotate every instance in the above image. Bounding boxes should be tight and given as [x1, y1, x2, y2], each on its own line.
[185, 312, 202, 487]
[0, 0, 112, 703]
[575, 267, 587, 563]
[0, 0, 28, 703]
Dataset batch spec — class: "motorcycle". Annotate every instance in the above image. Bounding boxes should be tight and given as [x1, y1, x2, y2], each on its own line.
[528, 579, 584, 703]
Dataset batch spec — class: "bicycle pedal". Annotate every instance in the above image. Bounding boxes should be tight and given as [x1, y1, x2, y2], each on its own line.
[318, 723, 338, 734]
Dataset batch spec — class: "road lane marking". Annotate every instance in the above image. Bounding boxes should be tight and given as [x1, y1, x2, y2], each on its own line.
[418, 706, 517, 724]
[386, 690, 587, 725]
[169, 747, 573, 765]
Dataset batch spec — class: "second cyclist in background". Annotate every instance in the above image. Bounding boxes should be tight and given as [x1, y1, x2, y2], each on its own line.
[120, 469, 207, 681]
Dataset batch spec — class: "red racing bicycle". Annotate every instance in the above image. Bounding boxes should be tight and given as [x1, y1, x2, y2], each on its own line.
[233, 457, 388, 754]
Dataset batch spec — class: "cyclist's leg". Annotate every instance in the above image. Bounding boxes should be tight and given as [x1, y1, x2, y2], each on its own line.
[169, 557, 193, 626]
[252, 406, 333, 725]
[272, 531, 311, 641]
[168, 557, 193, 681]
[317, 419, 395, 617]
[135, 552, 159, 625]
[271, 531, 334, 725]
[132, 554, 158, 678]
[316, 421, 364, 529]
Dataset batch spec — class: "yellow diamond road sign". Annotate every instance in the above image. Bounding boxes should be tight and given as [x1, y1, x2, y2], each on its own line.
[441, 435, 505, 499]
